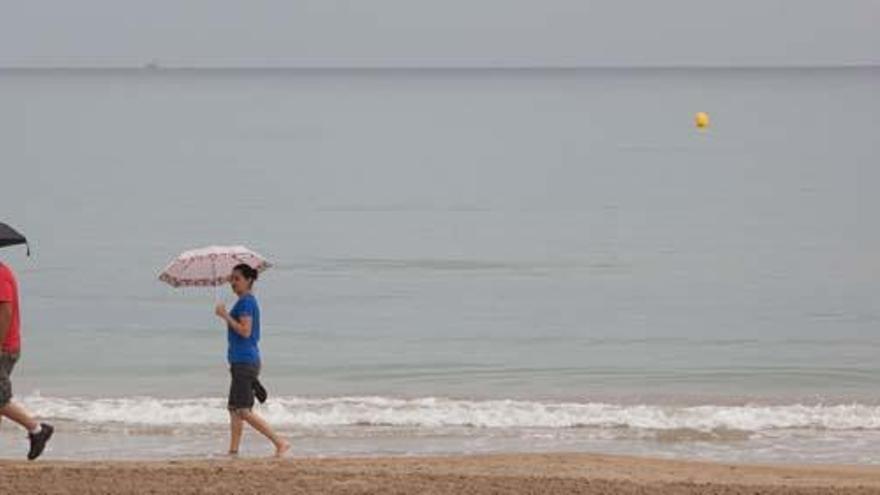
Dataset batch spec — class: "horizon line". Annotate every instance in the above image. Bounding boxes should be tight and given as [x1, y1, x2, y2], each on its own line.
[0, 63, 877, 72]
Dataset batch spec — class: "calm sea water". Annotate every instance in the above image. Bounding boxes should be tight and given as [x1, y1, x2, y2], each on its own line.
[0, 67, 878, 463]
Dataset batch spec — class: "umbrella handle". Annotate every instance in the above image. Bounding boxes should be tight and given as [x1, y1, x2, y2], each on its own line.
[212, 260, 219, 303]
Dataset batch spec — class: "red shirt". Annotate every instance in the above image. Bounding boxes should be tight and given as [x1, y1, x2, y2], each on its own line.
[0, 263, 21, 353]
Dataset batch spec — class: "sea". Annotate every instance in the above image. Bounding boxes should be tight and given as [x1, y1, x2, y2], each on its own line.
[0, 66, 877, 463]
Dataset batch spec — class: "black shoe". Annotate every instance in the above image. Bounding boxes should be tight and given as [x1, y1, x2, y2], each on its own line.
[27, 423, 54, 461]
[253, 380, 268, 404]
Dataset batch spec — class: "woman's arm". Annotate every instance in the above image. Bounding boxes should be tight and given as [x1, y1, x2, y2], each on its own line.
[215, 304, 253, 338]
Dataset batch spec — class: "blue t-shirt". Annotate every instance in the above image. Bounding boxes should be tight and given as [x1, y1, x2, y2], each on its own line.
[227, 293, 261, 364]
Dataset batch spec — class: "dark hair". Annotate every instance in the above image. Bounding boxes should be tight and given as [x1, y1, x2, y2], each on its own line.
[233, 263, 258, 285]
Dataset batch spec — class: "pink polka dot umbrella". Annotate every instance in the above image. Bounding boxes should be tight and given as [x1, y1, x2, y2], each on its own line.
[158, 245, 271, 298]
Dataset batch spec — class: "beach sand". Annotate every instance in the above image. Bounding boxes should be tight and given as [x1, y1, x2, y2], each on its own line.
[1, 453, 878, 494]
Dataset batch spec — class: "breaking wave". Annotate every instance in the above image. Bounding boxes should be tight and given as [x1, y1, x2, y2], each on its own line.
[20, 395, 880, 432]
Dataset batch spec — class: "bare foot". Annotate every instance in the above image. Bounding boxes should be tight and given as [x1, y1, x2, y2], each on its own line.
[274, 440, 290, 458]
[227, 451, 239, 458]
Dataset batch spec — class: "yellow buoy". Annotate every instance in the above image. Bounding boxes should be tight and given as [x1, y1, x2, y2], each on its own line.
[695, 111, 710, 129]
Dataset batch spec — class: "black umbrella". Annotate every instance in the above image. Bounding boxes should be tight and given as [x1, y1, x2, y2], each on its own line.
[0, 223, 30, 256]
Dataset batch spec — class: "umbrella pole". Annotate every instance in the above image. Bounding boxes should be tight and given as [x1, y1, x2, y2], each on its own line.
[212, 262, 220, 304]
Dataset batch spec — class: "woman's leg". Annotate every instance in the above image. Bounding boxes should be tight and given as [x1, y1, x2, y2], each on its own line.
[228, 410, 244, 454]
[239, 409, 289, 457]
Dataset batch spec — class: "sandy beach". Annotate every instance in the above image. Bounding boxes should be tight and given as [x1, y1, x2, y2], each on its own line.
[1, 453, 878, 494]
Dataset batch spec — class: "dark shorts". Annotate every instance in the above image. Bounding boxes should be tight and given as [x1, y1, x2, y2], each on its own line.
[228, 363, 260, 412]
[0, 353, 19, 408]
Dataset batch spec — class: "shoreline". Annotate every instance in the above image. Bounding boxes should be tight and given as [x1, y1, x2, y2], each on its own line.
[2, 453, 878, 494]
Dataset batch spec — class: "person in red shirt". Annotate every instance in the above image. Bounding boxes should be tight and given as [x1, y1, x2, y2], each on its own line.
[0, 262, 53, 460]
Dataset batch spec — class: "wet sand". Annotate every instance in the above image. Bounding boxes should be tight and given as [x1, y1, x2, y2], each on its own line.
[1, 453, 878, 494]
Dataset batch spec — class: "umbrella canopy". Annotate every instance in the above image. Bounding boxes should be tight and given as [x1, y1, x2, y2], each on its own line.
[0, 223, 29, 255]
[158, 245, 271, 288]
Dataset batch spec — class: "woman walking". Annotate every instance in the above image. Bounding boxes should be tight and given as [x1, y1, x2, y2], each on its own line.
[214, 263, 289, 457]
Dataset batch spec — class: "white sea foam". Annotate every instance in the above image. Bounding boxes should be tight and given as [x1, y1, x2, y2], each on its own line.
[20, 395, 880, 432]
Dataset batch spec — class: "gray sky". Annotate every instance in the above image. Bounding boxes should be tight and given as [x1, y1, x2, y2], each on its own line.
[2, 0, 878, 67]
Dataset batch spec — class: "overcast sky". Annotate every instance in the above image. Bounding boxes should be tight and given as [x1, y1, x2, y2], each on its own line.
[2, 0, 878, 67]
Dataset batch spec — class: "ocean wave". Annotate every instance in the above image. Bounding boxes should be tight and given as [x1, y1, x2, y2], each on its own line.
[20, 395, 880, 432]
